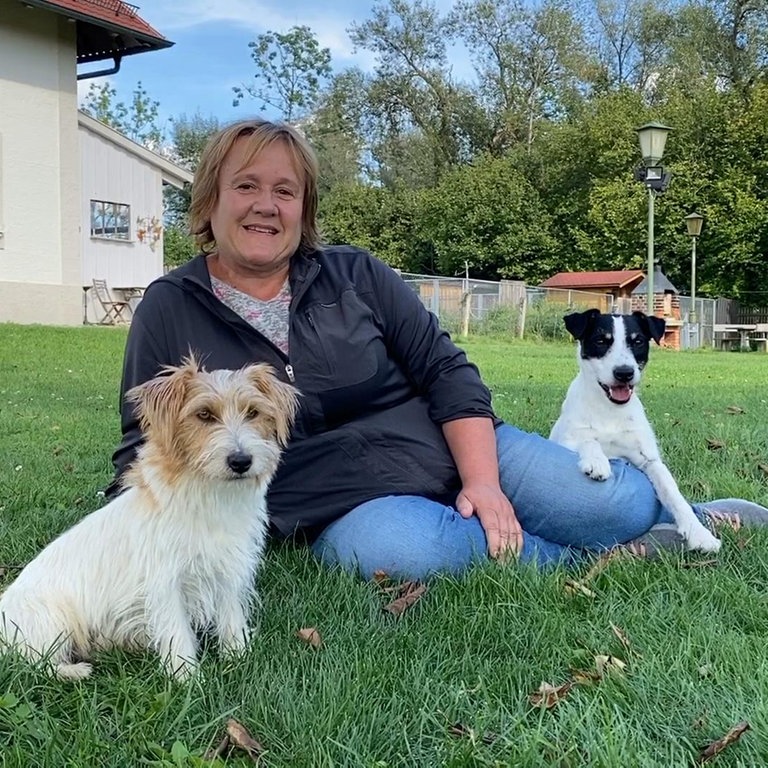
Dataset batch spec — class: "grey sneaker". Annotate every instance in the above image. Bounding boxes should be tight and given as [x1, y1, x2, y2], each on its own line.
[624, 523, 686, 559]
[696, 498, 768, 530]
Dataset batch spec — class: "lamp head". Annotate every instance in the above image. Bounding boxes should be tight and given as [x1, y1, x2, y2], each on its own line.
[684, 212, 704, 237]
[636, 121, 673, 166]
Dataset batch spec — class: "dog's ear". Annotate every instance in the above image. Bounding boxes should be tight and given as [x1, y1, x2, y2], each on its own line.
[563, 309, 601, 340]
[244, 363, 300, 447]
[126, 360, 198, 433]
[632, 311, 666, 345]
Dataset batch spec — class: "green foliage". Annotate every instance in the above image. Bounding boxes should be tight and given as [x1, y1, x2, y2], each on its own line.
[81, 81, 164, 149]
[233, 25, 332, 120]
[162, 225, 198, 269]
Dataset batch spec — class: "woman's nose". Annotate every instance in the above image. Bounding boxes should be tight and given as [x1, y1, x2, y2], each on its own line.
[250, 190, 278, 214]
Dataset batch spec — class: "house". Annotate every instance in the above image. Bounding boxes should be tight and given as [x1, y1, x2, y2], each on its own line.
[539, 270, 645, 308]
[78, 112, 193, 324]
[0, 0, 188, 326]
[541, 267, 685, 348]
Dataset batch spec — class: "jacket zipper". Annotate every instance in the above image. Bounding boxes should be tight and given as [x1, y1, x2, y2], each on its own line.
[285, 364, 295, 382]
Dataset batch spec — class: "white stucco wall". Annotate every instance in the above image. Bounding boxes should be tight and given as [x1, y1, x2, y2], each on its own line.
[0, 0, 81, 324]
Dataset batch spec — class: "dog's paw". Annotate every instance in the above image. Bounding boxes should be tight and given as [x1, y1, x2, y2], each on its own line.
[579, 456, 612, 481]
[220, 627, 251, 657]
[683, 526, 722, 553]
[164, 655, 198, 682]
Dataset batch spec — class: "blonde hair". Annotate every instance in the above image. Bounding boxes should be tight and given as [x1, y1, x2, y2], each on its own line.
[189, 118, 321, 254]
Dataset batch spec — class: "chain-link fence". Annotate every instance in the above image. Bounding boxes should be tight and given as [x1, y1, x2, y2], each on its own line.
[399, 272, 718, 348]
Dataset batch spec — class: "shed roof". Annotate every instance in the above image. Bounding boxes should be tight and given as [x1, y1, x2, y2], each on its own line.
[78, 111, 193, 189]
[540, 270, 645, 290]
[20, 0, 172, 63]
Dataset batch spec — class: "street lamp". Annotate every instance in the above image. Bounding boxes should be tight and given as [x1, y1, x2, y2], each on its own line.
[684, 212, 704, 330]
[635, 121, 673, 315]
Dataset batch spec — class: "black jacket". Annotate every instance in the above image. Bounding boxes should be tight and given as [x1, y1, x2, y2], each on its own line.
[109, 246, 498, 539]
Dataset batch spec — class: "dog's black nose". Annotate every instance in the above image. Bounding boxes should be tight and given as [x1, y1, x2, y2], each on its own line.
[227, 451, 253, 475]
[613, 365, 635, 383]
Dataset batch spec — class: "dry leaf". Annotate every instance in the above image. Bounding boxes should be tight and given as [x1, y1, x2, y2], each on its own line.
[563, 579, 596, 598]
[447, 722, 497, 745]
[698, 721, 750, 763]
[706, 438, 726, 451]
[725, 405, 745, 415]
[595, 655, 626, 677]
[757, 463, 768, 477]
[570, 668, 602, 686]
[225, 719, 264, 761]
[203, 735, 230, 760]
[382, 581, 427, 616]
[580, 549, 623, 584]
[610, 624, 640, 658]
[529, 681, 573, 709]
[372, 570, 390, 584]
[296, 627, 323, 649]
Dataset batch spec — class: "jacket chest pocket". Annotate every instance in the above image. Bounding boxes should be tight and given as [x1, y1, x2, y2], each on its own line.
[301, 290, 382, 390]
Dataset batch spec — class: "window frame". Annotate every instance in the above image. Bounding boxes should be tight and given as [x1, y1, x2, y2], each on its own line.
[90, 199, 131, 242]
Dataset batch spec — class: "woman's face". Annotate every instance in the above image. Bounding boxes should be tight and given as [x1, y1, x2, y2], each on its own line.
[209, 137, 304, 275]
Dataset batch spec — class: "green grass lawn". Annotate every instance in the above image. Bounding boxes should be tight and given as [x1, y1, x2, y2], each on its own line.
[1, 324, 767, 767]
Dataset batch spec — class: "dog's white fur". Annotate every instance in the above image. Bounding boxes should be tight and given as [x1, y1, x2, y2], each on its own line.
[550, 314, 720, 553]
[0, 358, 299, 680]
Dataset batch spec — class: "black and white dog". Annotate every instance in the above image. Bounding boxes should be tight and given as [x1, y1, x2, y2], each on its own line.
[550, 309, 721, 553]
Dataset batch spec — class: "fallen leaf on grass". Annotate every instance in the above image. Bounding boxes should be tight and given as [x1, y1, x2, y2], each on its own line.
[563, 579, 596, 599]
[226, 719, 264, 762]
[698, 720, 750, 763]
[382, 581, 427, 616]
[581, 549, 624, 583]
[203, 735, 230, 761]
[610, 624, 641, 658]
[296, 627, 323, 648]
[569, 668, 602, 686]
[594, 655, 626, 677]
[706, 438, 726, 451]
[372, 569, 390, 584]
[758, 463, 768, 478]
[448, 722, 497, 745]
[529, 681, 573, 709]
[725, 405, 745, 415]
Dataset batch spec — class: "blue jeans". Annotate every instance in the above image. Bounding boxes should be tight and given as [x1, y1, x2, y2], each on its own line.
[311, 424, 680, 579]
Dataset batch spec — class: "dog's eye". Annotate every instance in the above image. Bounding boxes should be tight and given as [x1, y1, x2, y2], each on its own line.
[631, 337, 645, 346]
[246, 407, 260, 420]
[196, 409, 213, 421]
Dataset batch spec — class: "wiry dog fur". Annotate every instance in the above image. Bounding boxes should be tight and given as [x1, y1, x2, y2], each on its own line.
[0, 357, 299, 680]
[550, 309, 720, 553]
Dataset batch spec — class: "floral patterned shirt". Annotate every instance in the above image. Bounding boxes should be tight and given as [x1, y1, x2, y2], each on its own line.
[211, 276, 291, 355]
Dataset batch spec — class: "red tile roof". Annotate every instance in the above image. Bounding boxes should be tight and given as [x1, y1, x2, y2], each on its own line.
[23, 0, 172, 62]
[540, 270, 645, 290]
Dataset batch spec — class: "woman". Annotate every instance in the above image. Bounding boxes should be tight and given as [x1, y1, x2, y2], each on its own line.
[107, 118, 767, 579]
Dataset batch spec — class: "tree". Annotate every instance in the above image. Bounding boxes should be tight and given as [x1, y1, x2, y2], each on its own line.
[232, 25, 332, 120]
[349, 0, 478, 184]
[81, 80, 165, 149]
[163, 112, 221, 228]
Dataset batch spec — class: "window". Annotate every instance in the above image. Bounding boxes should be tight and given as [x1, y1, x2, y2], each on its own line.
[90, 200, 131, 240]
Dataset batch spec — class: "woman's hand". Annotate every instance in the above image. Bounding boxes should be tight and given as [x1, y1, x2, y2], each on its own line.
[455, 481, 523, 560]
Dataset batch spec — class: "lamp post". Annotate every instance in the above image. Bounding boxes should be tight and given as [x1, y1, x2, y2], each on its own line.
[684, 212, 704, 336]
[635, 121, 672, 315]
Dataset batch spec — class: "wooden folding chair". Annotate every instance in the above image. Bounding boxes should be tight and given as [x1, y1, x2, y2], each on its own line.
[91, 279, 131, 325]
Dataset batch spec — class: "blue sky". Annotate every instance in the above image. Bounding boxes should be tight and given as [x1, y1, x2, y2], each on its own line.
[78, 0, 463, 130]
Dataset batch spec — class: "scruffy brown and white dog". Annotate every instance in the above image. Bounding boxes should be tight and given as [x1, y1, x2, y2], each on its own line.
[0, 357, 299, 681]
